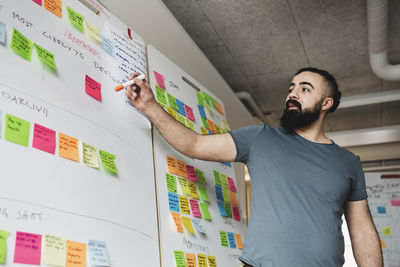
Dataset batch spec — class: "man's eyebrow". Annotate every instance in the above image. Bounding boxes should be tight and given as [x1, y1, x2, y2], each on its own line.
[299, 82, 314, 89]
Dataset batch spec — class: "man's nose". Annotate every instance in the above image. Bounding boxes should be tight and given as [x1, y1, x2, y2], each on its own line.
[288, 88, 299, 99]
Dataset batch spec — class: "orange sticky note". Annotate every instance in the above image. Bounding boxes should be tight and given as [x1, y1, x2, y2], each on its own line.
[59, 133, 79, 162]
[167, 155, 178, 175]
[179, 195, 191, 215]
[186, 253, 197, 267]
[171, 212, 183, 233]
[44, 0, 62, 18]
[216, 101, 224, 115]
[181, 216, 196, 234]
[234, 233, 243, 249]
[66, 240, 86, 267]
[381, 239, 386, 249]
[207, 120, 216, 133]
[230, 191, 239, 206]
[177, 159, 188, 178]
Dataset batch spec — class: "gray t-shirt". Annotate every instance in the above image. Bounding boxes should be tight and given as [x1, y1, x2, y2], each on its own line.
[229, 124, 367, 267]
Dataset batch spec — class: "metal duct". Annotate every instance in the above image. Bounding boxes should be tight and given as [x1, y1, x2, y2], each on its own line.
[236, 91, 269, 124]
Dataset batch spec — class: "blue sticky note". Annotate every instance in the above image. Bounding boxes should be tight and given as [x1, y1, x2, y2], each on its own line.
[101, 34, 115, 57]
[215, 185, 224, 201]
[208, 131, 214, 135]
[0, 21, 5, 45]
[227, 232, 237, 248]
[198, 105, 207, 119]
[377, 206, 386, 214]
[176, 99, 186, 116]
[217, 200, 227, 217]
[222, 162, 232, 167]
[88, 240, 110, 266]
[168, 192, 180, 212]
[192, 218, 206, 234]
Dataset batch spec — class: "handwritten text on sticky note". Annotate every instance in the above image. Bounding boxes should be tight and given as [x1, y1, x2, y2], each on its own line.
[13, 231, 42, 265]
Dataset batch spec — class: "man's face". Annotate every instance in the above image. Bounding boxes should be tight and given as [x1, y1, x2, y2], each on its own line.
[280, 72, 326, 130]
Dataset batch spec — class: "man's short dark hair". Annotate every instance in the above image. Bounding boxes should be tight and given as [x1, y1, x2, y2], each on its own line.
[295, 67, 341, 113]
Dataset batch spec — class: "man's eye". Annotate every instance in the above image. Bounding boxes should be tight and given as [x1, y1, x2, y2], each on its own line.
[288, 89, 293, 93]
[303, 88, 310, 92]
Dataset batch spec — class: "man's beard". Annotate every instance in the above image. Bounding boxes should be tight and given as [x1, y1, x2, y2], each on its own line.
[280, 99, 322, 132]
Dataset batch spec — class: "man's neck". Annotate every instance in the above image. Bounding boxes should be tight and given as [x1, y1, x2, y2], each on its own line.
[293, 119, 332, 144]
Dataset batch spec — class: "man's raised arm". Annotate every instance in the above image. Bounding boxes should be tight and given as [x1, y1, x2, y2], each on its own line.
[126, 73, 237, 162]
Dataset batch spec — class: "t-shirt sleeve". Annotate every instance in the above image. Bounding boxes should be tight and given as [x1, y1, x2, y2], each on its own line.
[228, 124, 264, 163]
[347, 156, 368, 201]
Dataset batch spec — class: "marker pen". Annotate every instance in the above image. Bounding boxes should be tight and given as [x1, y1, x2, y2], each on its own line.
[114, 74, 146, 91]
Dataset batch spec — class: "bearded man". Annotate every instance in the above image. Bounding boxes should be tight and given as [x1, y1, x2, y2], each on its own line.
[126, 67, 383, 267]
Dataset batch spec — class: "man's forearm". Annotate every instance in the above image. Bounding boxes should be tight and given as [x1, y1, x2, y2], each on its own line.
[351, 229, 383, 267]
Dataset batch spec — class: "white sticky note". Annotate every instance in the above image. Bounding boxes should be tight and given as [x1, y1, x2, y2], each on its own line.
[88, 240, 110, 266]
[0, 21, 5, 45]
[191, 218, 206, 234]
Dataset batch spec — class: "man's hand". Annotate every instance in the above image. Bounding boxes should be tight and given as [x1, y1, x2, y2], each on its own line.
[125, 72, 157, 113]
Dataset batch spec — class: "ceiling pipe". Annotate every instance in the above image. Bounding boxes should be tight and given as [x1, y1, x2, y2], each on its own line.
[236, 91, 270, 124]
[339, 89, 400, 109]
[367, 0, 400, 80]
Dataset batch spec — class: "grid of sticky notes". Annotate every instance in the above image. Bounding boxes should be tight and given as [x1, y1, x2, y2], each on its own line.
[174, 250, 217, 267]
[213, 170, 240, 221]
[1, 112, 117, 174]
[219, 231, 243, 250]
[197, 91, 230, 135]
[0, 229, 110, 266]
[166, 155, 212, 235]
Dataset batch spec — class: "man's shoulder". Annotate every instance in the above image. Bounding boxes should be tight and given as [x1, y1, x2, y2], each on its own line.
[333, 143, 360, 162]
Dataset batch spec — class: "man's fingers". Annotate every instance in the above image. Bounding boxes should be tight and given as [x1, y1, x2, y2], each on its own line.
[129, 72, 140, 80]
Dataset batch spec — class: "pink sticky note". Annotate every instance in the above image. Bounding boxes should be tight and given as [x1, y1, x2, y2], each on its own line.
[232, 206, 240, 221]
[33, 0, 42, 5]
[390, 198, 400, 207]
[228, 177, 237, 192]
[13, 231, 42, 265]
[153, 71, 166, 89]
[189, 199, 202, 218]
[85, 75, 102, 102]
[185, 104, 195, 122]
[32, 123, 56, 154]
[186, 165, 198, 181]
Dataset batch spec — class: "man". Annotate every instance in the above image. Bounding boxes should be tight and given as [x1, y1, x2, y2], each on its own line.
[126, 67, 383, 267]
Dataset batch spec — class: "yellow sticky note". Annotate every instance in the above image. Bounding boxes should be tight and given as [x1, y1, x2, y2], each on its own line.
[186, 253, 197, 267]
[235, 233, 243, 249]
[59, 133, 79, 162]
[188, 182, 200, 199]
[66, 240, 86, 267]
[230, 191, 239, 206]
[44, 0, 62, 18]
[179, 195, 191, 215]
[84, 20, 102, 43]
[182, 216, 196, 234]
[207, 255, 217, 267]
[382, 227, 392, 236]
[200, 126, 208, 135]
[167, 155, 179, 175]
[178, 177, 190, 195]
[82, 142, 99, 168]
[42, 234, 66, 266]
[167, 106, 177, 119]
[197, 254, 207, 267]
[171, 211, 183, 233]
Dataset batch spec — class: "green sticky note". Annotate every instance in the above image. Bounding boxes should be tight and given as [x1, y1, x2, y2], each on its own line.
[219, 231, 228, 247]
[210, 97, 217, 110]
[0, 230, 9, 264]
[198, 185, 210, 202]
[184, 118, 195, 131]
[224, 202, 232, 218]
[155, 86, 167, 105]
[67, 6, 84, 32]
[4, 113, 30, 146]
[195, 168, 207, 184]
[173, 250, 186, 267]
[221, 174, 230, 203]
[201, 117, 209, 130]
[167, 93, 178, 110]
[11, 28, 33, 61]
[99, 149, 118, 174]
[166, 173, 177, 193]
[34, 43, 57, 70]
[213, 170, 221, 186]
[221, 174, 229, 189]
[196, 91, 204, 106]
[176, 114, 186, 125]
[178, 177, 190, 195]
[200, 203, 211, 221]
[203, 92, 212, 107]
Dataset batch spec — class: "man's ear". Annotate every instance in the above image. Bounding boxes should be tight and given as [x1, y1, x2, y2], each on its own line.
[321, 97, 334, 112]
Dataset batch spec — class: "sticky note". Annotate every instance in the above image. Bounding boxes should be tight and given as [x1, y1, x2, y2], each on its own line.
[192, 218, 206, 234]
[219, 231, 228, 247]
[13, 231, 42, 265]
[225, 203, 232, 218]
[88, 240, 110, 266]
[179, 195, 191, 215]
[101, 35, 114, 56]
[200, 126, 208, 135]
[167, 155, 178, 175]
[234, 233, 243, 249]
[185, 105, 195, 122]
[11, 28, 33, 61]
[217, 201, 227, 217]
[85, 75, 102, 102]
[66, 240, 86, 267]
[215, 185, 224, 201]
[190, 199, 202, 218]
[207, 256, 217, 267]
[32, 123, 56, 154]
[382, 227, 392, 236]
[171, 211, 184, 233]
[4, 113, 30, 146]
[33, 0, 42, 5]
[222, 118, 231, 131]
[59, 133, 79, 162]
[222, 188, 230, 203]
[213, 171, 221, 186]
[186, 253, 196, 267]
[167, 93, 178, 110]
[168, 192, 180, 213]
[67, 6, 84, 32]
[186, 165, 198, 181]
[167, 106, 177, 119]
[154, 71, 166, 89]
[380, 239, 386, 249]
[200, 203, 211, 221]
[216, 101, 224, 115]
[99, 149, 118, 174]
[84, 21, 102, 43]
[155, 86, 167, 105]
[42, 234, 66, 266]
[178, 177, 190, 195]
[227, 232, 237, 248]
[182, 216, 196, 234]
[201, 118, 209, 130]
[188, 182, 200, 199]
[166, 173, 177, 193]
[195, 169, 207, 184]
[0, 230, 9, 264]
[34, 43, 57, 70]
[390, 198, 400, 206]
[82, 142, 99, 168]
[377, 206, 386, 214]
[176, 99, 186, 116]
[176, 114, 186, 125]
[230, 191, 239, 206]
[196, 92, 204, 106]
[198, 185, 210, 202]
[197, 254, 207, 267]
[174, 250, 186, 267]
[44, 0, 62, 18]
[198, 105, 206, 119]
[185, 118, 195, 131]
[208, 120, 216, 133]
[214, 124, 221, 134]
[0, 21, 6, 45]
[227, 177, 237, 192]
[177, 159, 188, 178]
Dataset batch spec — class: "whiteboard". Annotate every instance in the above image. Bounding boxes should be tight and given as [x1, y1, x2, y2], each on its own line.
[0, 0, 159, 266]
[148, 45, 246, 267]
